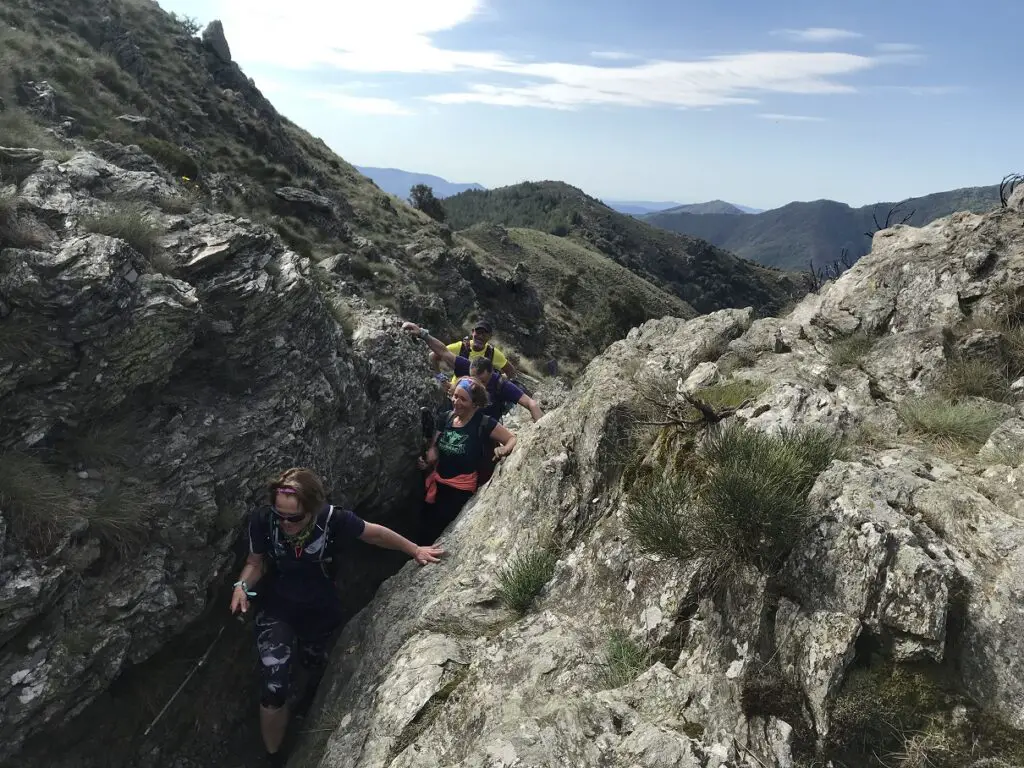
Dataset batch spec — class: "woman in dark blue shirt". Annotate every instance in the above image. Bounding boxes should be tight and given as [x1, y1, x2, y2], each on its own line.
[229, 467, 443, 767]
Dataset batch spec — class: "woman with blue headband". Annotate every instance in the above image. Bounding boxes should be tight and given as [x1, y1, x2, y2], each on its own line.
[418, 374, 516, 544]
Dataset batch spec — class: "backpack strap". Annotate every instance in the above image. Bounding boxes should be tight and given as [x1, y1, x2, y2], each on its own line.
[459, 338, 470, 358]
[485, 344, 494, 361]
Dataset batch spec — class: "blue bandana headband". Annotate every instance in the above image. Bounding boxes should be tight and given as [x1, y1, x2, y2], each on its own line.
[457, 378, 474, 393]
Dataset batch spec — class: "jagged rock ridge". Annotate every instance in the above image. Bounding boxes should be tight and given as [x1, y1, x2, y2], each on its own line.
[291, 187, 1024, 768]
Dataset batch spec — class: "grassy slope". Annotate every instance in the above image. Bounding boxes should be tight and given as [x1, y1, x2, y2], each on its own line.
[642, 186, 1001, 271]
[460, 224, 696, 365]
[443, 181, 804, 317]
[0, 0, 440, 257]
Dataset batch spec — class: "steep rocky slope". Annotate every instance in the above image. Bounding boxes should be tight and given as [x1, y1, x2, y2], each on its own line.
[0, 143, 450, 765]
[288, 187, 1024, 768]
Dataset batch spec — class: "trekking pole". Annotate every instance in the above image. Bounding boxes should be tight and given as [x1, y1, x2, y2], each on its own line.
[142, 623, 227, 738]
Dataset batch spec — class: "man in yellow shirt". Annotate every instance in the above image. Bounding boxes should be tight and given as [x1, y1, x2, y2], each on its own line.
[430, 319, 518, 381]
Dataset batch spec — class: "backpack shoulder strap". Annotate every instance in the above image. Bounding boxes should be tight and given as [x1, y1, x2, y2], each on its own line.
[485, 344, 495, 361]
[459, 339, 470, 358]
[479, 414, 497, 439]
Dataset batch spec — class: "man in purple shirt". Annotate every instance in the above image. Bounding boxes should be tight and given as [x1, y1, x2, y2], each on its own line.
[402, 321, 543, 424]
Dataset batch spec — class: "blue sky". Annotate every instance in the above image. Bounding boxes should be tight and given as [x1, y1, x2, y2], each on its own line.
[158, 0, 1021, 210]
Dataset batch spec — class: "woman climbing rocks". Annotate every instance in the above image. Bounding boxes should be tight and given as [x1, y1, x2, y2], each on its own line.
[229, 467, 443, 767]
[417, 373, 517, 544]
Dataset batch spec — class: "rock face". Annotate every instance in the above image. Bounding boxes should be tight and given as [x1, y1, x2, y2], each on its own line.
[0, 147, 441, 762]
[292, 195, 1024, 767]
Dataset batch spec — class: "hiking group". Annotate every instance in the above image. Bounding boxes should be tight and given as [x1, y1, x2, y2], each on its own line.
[229, 319, 543, 766]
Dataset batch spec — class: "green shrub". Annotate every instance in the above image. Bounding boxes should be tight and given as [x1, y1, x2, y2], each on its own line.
[626, 422, 845, 573]
[897, 396, 1004, 448]
[496, 548, 557, 614]
[601, 630, 654, 689]
[81, 204, 160, 257]
[0, 452, 76, 555]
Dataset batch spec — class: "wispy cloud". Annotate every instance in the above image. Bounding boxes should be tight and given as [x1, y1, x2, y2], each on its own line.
[757, 113, 827, 122]
[590, 51, 641, 61]
[425, 53, 878, 110]
[772, 27, 863, 43]
[213, 1, 895, 112]
[875, 42, 921, 53]
[307, 90, 414, 115]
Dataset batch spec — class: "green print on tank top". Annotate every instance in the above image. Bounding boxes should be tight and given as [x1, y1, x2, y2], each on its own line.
[438, 428, 469, 456]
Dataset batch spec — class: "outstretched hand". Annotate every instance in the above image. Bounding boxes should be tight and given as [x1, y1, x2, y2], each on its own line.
[401, 321, 420, 336]
[413, 544, 445, 565]
[229, 587, 249, 615]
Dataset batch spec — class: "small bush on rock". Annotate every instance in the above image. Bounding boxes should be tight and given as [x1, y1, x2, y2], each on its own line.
[496, 548, 557, 614]
[84, 478, 157, 559]
[626, 422, 845, 574]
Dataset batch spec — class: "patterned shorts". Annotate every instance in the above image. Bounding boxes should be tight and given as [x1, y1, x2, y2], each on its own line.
[254, 609, 334, 708]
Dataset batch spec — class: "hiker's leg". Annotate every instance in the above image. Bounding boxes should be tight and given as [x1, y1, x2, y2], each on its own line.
[293, 628, 336, 717]
[429, 484, 474, 541]
[255, 611, 295, 754]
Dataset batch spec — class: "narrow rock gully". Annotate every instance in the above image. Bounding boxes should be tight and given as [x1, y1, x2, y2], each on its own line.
[1, 512, 414, 768]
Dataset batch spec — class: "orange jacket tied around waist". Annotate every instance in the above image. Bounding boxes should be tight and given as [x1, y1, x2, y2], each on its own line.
[425, 470, 477, 503]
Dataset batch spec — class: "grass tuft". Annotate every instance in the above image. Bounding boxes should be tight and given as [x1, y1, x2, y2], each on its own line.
[0, 188, 48, 249]
[897, 396, 1005, 449]
[0, 452, 77, 556]
[81, 204, 160, 257]
[829, 331, 877, 368]
[83, 478, 157, 559]
[625, 422, 845, 573]
[496, 548, 557, 614]
[939, 357, 1013, 403]
[601, 630, 654, 689]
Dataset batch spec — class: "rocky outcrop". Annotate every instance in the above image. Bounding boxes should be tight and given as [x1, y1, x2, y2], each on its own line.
[201, 20, 232, 63]
[0, 147, 441, 762]
[293, 194, 1024, 767]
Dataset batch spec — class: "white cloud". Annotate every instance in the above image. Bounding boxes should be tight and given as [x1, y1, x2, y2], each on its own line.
[426, 52, 877, 110]
[772, 27, 863, 43]
[206, 1, 890, 112]
[757, 112, 827, 122]
[308, 90, 414, 115]
[590, 51, 641, 61]
[875, 42, 921, 53]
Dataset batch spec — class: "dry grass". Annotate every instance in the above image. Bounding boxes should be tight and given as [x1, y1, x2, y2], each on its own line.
[0, 452, 78, 555]
[897, 396, 1005, 450]
[81, 204, 160, 257]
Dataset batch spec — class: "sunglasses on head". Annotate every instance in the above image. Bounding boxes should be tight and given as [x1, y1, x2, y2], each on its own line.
[272, 487, 307, 522]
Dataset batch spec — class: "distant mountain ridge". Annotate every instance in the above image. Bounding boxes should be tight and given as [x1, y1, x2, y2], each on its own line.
[355, 166, 485, 199]
[641, 185, 1002, 271]
[442, 180, 803, 318]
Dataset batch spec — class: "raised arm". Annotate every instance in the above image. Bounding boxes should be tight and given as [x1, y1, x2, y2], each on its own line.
[402, 321, 456, 367]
